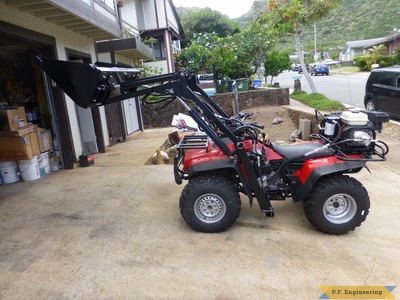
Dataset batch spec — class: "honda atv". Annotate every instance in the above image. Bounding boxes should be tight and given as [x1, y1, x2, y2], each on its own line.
[38, 58, 390, 235]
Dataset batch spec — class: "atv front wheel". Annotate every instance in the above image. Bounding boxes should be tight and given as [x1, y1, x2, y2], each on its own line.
[179, 175, 241, 233]
[303, 175, 370, 235]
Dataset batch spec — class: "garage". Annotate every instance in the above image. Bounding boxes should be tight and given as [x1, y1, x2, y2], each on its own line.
[0, 21, 76, 170]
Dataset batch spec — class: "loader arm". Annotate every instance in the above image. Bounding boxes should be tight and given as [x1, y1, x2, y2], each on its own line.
[38, 57, 274, 215]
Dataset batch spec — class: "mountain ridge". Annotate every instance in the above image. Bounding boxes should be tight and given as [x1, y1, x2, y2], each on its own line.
[176, 0, 400, 53]
[236, 0, 400, 52]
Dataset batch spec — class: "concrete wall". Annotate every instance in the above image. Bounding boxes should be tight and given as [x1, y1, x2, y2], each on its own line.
[142, 88, 290, 129]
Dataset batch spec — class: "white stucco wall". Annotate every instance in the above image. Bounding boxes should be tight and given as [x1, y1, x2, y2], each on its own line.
[155, 0, 167, 27]
[165, 0, 180, 33]
[141, 0, 158, 29]
[122, 0, 139, 32]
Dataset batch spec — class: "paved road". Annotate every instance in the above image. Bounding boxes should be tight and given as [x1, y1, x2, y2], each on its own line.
[273, 70, 370, 109]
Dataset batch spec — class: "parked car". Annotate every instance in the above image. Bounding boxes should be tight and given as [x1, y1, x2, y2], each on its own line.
[311, 64, 329, 76]
[321, 59, 341, 65]
[298, 64, 310, 73]
[291, 64, 300, 72]
[364, 66, 400, 119]
[197, 74, 214, 82]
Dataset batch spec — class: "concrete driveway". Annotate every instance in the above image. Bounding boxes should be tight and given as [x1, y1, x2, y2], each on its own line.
[0, 128, 399, 299]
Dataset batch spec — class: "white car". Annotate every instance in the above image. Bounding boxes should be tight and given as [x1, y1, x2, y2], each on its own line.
[321, 59, 340, 65]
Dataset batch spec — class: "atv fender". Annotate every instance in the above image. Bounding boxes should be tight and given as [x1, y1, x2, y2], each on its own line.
[188, 159, 253, 200]
[289, 159, 366, 203]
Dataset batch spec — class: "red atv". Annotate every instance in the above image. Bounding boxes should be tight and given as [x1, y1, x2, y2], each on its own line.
[39, 58, 389, 235]
[174, 109, 389, 234]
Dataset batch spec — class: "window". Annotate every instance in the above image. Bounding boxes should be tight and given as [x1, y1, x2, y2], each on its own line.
[396, 75, 400, 88]
[377, 73, 393, 86]
[152, 39, 166, 60]
[96, 0, 115, 10]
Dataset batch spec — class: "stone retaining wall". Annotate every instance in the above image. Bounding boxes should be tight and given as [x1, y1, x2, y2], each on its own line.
[285, 106, 323, 134]
[141, 88, 290, 129]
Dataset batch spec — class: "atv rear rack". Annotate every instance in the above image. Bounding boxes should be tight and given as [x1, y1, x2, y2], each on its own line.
[177, 134, 209, 151]
[334, 142, 389, 162]
[311, 132, 389, 162]
[174, 135, 209, 185]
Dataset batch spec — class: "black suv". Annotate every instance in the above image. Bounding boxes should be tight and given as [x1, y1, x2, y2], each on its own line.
[364, 66, 400, 118]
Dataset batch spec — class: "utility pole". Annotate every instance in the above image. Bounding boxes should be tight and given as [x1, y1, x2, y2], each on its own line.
[314, 24, 317, 63]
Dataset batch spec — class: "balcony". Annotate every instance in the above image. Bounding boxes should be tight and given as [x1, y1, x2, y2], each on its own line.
[96, 36, 154, 61]
[4, 0, 121, 40]
[95, 19, 154, 61]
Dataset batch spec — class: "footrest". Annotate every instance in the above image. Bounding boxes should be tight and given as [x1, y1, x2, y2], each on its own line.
[263, 207, 275, 217]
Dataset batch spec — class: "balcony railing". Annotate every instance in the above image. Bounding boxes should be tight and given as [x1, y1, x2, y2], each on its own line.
[122, 20, 140, 39]
[96, 0, 116, 10]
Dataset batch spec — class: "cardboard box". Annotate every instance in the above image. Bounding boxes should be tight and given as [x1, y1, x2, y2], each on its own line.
[36, 127, 53, 152]
[0, 131, 40, 161]
[0, 107, 26, 131]
[0, 124, 37, 137]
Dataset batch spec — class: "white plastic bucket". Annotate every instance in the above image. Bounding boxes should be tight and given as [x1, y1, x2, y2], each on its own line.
[38, 152, 51, 176]
[18, 156, 40, 182]
[0, 161, 20, 184]
[50, 160, 60, 171]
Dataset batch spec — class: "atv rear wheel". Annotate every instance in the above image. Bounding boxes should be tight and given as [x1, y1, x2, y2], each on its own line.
[303, 175, 370, 235]
[179, 175, 241, 233]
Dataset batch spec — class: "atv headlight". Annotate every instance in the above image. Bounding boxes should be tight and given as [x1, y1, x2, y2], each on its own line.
[352, 131, 372, 146]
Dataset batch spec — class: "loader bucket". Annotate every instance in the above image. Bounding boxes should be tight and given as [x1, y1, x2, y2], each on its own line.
[39, 58, 140, 108]
[40, 59, 103, 108]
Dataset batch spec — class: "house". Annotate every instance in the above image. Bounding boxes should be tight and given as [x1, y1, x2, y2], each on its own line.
[363, 31, 400, 55]
[0, 0, 184, 170]
[341, 37, 386, 62]
[124, 0, 184, 73]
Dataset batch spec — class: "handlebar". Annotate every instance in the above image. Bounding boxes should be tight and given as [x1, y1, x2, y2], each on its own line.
[248, 122, 265, 130]
[238, 112, 253, 119]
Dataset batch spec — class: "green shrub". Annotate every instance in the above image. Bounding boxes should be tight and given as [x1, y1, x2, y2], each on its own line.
[394, 49, 400, 65]
[290, 91, 345, 111]
[379, 56, 394, 68]
[353, 50, 395, 70]
[263, 83, 281, 88]
[353, 55, 369, 71]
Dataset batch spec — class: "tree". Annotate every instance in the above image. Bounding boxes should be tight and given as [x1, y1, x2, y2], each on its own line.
[264, 49, 291, 84]
[180, 8, 239, 47]
[368, 44, 387, 62]
[173, 43, 210, 73]
[353, 44, 391, 71]
[258, 0, 340, 93]
[208, 43, 237, 81]
[175, 32, 237, 85]
[231, 24, 274, 77]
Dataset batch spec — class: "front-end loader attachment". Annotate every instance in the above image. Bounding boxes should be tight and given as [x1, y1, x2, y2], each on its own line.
[37, 57, 141, 108]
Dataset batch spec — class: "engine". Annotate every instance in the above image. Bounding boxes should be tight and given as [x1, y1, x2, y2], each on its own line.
[319, 110, 389, 149]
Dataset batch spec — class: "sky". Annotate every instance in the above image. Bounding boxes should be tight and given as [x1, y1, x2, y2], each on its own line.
[171, 0, 256, 19]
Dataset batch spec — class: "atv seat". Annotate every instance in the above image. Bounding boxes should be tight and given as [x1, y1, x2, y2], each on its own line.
[271, 141, 334, 161]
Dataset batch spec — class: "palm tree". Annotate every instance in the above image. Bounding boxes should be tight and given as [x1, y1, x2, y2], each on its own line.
[368, 44, 387, 63]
